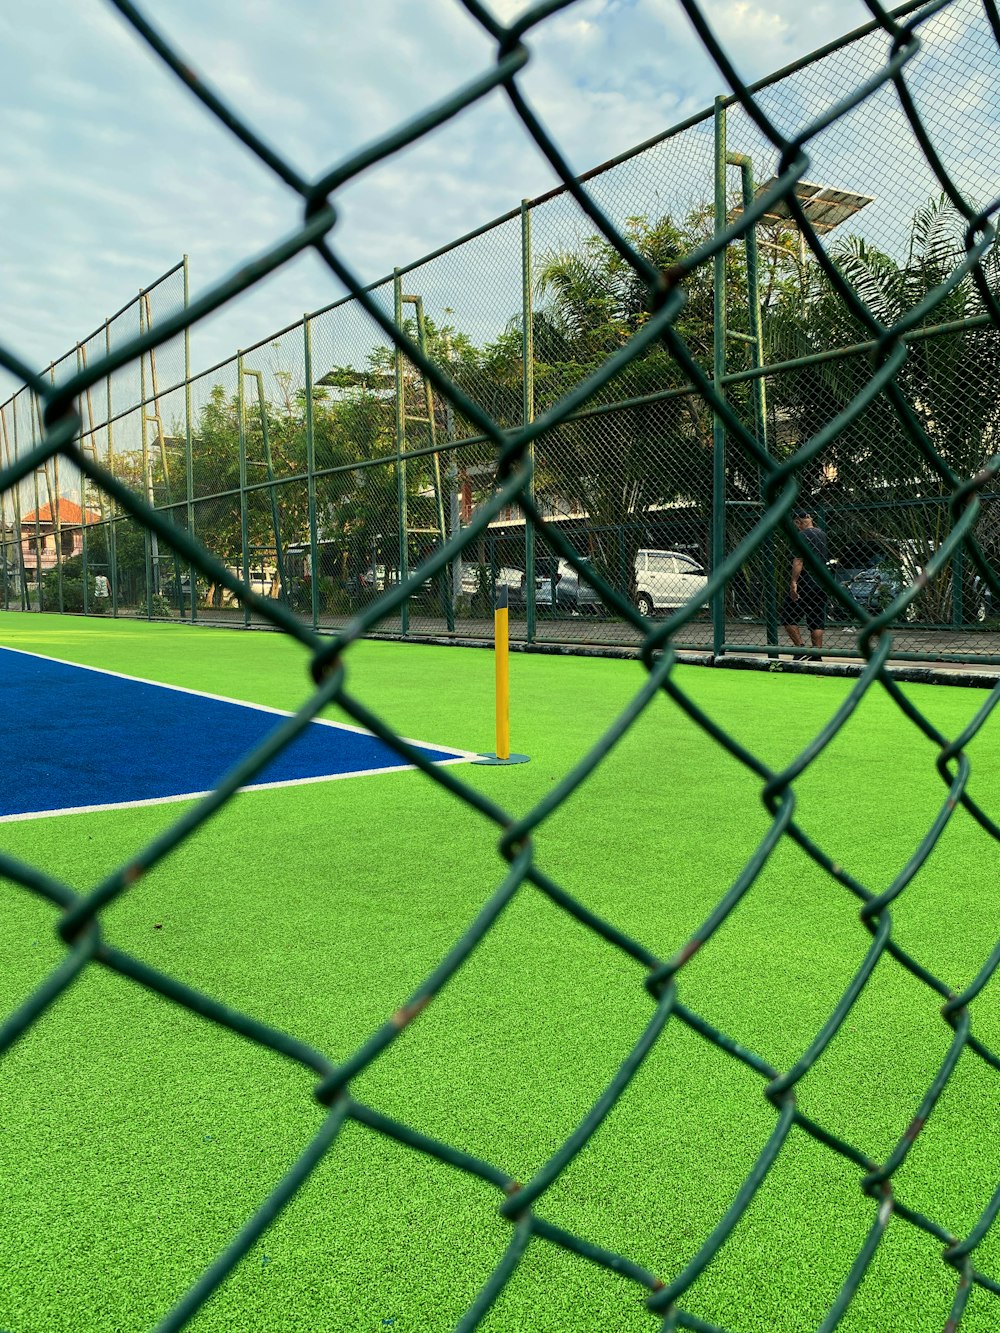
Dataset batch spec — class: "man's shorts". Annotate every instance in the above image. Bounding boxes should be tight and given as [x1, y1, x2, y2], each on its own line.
[782, 581, 826, 632]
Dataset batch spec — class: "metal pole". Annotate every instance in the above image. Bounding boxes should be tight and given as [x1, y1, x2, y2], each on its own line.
[448, 454, 461, 615]
[184, 256, 197, 622]
[31, 453, 42, 612]
[143, 289, 183, 613]
[471, 583, 529, 766]
[442, 331, 462, 621]
[522, 198, 536, 644]
[0, 506, 7, 611]
[41, 371, 65, 614]
[78, 342, 107, 615]
[711, 96, 728, 659]
[494, 584, 510, 760]
[244, 368, 287, 602]
[30, 389, 59, 613]
[394, 269, 409, 635]
[77, 345, 89, 615]
[237, 351, 251, 628]
[0, 412, 11, 609]
[142, 292, 173, 497]
[106, 319, 119, 618]
[303, 315, 320, 631]
[12, 399, 30, 606]
[138, 297, 155, 616]
[727, 150, 777, 657]
[952, 506, 964, 626]
[52, 451, 64, 614]
[407, 294, 452, 631]
[1, 405, 27, 609]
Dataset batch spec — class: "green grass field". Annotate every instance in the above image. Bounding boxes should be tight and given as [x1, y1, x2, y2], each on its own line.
[3, 611, 1000, 1332]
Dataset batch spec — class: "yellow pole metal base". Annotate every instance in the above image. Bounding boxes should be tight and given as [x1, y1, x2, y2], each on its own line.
[473, 583, 529, 766]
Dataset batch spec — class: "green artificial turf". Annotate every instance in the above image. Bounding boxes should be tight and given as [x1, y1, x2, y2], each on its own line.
[2, 612, 1000, 1332]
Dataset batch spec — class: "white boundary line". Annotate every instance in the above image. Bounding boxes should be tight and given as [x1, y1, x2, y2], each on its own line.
[0, 644, 478, 823]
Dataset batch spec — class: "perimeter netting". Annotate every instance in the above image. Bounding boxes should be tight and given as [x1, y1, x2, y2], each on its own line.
[2, 2, 1000, 1330]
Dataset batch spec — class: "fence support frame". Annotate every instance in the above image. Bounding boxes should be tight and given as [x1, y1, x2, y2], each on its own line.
[106, 321, 119, 618]
[184, 256, 197, 623]
[711, 96, 728, 659]
[522, 198, 536, 644]
[726, 148, 778, 657]
[304, 315, 320, 631]
[237, 351, 251, 629]
[394, 270, 410, 636]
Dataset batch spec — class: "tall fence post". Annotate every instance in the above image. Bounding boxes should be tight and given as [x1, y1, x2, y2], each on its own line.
[444, 334, 462, 628]
[237, 350, 250, 629]
[711, 96, 728, 659]
[394, 269, 409, 636]
[1, 406, 27, 610]
[47, 368, 65, 615]
[184, 255, 197, 623]
[77, 345, 90, 616]
[522, 198, 536, 644]
[29, 445, 42, 612]
[727, 150, 777, 658]
[952, 536, 965, 627]
[138, 298, 154, 618]
[106, 320, 119, 618]
[0, 411, 10, 610]
[303, 315, 320, 631]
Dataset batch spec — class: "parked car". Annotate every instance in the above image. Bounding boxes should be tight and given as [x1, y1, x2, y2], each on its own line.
[533, 558, 601, 614]
[834, 565, 912, 620]
[458, 563, 525, 597]
[530, 548, 711, 618]
[633, 549, 709, 617]
[159, 573, 193, 602]
[834, 563, 993, 624]
[357, 564, 388, 594]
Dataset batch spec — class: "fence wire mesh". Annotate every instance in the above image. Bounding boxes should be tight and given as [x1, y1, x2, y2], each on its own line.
[5, 5, 1000, 666]
[0, 260, 187, 618]
[3, 0, 1000, 1329]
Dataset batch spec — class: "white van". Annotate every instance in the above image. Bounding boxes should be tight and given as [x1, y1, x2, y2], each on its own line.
[634, 549, 709, 616]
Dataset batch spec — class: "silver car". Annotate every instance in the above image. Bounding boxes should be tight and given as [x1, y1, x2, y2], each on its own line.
[535, 558, 601, 614]
[634, 549, 709, 616]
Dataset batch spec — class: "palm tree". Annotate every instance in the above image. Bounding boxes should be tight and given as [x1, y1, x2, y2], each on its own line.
[766, 195, 1000, 621]
[521, 211, 761, 597]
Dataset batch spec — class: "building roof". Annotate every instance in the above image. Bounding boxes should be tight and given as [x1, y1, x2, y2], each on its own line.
[21, 498, 101, 525]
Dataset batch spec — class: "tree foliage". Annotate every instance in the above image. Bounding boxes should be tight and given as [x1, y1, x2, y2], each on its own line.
[767, 195, 1000, 615]
[92, 195, 1000, 624]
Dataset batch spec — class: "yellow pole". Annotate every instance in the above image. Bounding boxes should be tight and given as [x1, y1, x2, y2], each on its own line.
[473, 580, 527, 766]
[495, 584, 510, 761]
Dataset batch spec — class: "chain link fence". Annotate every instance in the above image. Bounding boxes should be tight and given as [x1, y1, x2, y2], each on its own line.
[7, 5, 997, 669]
[4, 0, 1000, 1328]
[0, 259, 188, 618]
[4, 4, 997, 670]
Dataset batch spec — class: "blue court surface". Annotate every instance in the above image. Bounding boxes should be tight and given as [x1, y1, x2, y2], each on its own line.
[0, 646, 472, 821]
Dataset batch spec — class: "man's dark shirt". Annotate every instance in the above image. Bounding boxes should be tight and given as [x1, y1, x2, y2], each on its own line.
[798, 526, 828, 588]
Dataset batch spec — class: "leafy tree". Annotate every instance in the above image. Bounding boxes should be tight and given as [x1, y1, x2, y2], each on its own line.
[492, 211, 764, 594]
[42, 555, 85, 612]
[767, 195, 1000, 618]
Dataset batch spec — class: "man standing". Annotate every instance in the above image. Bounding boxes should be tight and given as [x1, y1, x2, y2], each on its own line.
[783, 509, 828, 661]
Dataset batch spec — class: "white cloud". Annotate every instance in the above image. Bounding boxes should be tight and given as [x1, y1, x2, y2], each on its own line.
[0, 0, 992, 413]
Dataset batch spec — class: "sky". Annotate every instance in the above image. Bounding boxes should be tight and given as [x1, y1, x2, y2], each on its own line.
[0, 0, 887, 405]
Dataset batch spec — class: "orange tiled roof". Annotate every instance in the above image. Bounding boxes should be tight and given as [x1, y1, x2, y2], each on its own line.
[21, 499, 101, 525]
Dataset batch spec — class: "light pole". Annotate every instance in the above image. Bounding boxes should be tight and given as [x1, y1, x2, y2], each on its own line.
[440, 323, 462, 616]
[722, 167, 875, 655]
